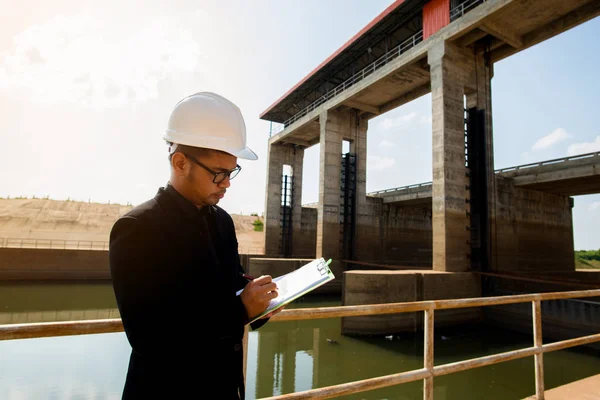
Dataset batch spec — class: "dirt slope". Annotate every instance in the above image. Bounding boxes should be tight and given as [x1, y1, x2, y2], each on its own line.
[0, 198, 264, 253]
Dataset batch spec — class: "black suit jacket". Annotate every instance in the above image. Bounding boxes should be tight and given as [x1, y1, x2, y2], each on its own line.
[109, 185, 266, 399]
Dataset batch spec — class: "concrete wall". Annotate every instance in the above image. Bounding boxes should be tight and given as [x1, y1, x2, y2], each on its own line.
[346, 196, 433, 266]
[0, 248, 110, 280]
[263, 207, 317, 258]
[292, 207, 318, 258]
[482, 273, 600, 348]
[315, 175, 572, 272]
[2, 250, 269, 281]
[341, 270, 481, 336]
[380, 203, 432, 266]
[493, 177, 575, 273]
[353, 196, 383, 262]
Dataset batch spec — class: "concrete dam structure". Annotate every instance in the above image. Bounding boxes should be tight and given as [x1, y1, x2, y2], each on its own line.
[254, 0, 600, 338]
[1, 0, 598, 342]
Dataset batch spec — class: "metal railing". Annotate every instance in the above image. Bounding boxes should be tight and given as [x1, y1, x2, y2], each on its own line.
[1, 288, 599, 399]
[368, 181, 433, 196]
[238, 247, 265, 255]
[450, 0, 486, 22]
[269, 0, 495, 138]
[367, 151, 600, 197]
[270, 29, 424, 137]
[495, 151, 599, 173]
[0, 237, 109, 251]
[0, 237, 264, 255]
[0, 308, 122, 326]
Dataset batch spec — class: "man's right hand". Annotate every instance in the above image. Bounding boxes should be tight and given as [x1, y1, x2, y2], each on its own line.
[240, 275, 278, 320]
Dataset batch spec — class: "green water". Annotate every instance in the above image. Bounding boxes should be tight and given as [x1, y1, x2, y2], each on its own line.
[1, 283, 599, 399]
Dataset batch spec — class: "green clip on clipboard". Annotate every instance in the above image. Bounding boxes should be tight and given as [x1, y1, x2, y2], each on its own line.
[238, 258, 335, 324]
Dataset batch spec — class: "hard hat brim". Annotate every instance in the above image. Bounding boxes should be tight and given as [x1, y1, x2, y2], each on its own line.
[235, 146, 258, 161]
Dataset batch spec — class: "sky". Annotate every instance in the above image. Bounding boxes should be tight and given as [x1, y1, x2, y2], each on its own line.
[0, 0, 598, 250]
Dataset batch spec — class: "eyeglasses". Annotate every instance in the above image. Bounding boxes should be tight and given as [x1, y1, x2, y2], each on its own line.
[183, 153, 241, 184]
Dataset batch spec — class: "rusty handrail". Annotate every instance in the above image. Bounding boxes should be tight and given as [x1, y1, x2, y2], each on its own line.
[0, 237, 264, 255]
[1, 288, 599, 399]
[0, 237, 109, 251]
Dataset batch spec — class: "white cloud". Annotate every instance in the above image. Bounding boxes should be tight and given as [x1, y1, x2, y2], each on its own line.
[368, 155, 395, 171]
[0, 13, 205, 107]
[568, 136, 600, 156]
[379, 111, 418, 130]
[378, 139, 396, 148]
[532, 128, 570, 151]
[590, 202, 600, 211]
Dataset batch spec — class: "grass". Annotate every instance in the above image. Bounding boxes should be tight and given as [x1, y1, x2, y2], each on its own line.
[575, 258, 600, 270]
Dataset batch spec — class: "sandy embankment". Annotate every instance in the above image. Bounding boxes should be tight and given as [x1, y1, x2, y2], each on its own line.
[0, 198, 265, 253]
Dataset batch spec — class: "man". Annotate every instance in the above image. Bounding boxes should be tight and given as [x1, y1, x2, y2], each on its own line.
[109, 92, 279, 400]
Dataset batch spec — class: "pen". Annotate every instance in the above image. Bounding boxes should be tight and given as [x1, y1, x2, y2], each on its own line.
[240, 272, 255, 281]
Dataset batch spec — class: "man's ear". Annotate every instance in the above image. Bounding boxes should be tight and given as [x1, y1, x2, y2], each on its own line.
[171, 152, 188, 175]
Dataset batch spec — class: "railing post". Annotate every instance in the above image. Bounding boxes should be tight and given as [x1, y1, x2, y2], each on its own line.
[424, 308, 434, 400]
[532, 300, 545, 399]
[243, 323, 249, 390]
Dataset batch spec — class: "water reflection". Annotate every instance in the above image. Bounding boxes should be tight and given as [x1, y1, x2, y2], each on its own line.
[0, 281, 119, 324]
[1, 285, 599, 400]
[246, 295, 600, 400]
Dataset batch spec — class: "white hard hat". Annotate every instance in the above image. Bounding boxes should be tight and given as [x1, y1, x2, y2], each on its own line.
[162, 92, 258, 160]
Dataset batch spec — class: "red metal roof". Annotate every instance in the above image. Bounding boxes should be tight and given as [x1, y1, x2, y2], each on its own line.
[259, 0, 408, 119]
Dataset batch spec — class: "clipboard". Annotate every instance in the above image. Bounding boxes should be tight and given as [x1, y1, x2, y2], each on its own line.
[237, 257, 335, 324]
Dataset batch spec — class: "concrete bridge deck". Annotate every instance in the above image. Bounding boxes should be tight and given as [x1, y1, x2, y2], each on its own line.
[267, 0, 600, 145]
[367, 151, 600, 205]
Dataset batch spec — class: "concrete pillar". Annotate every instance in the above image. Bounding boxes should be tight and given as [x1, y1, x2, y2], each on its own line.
[340, 110, 369, 261]
[466, 51, 496, 271]
[316, 110, 345, 263]
[349, 113, 368, 243]
[264, 142, 305, 256]
[428, 41, 474, 272]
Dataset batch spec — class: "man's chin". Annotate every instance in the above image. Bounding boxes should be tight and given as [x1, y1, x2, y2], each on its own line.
[208, 196, 222, 205]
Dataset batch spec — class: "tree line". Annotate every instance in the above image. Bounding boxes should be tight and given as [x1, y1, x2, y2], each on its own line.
[575, 249, 600, 261]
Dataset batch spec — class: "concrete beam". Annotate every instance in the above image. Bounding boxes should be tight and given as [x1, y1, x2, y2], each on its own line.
[344, 99, 380, 115]
[479, 20, 523, 48]
[446, 0, 517, 42]
[410, 64, 431, 78]
[377, 83, 432, 117]
[280, 137, 312, 148]
[456, 28, 489, 47]
[491, 0, 600, 63]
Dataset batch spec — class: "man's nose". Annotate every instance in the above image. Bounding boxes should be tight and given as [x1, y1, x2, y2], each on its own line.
[218, 176, 231, 188]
